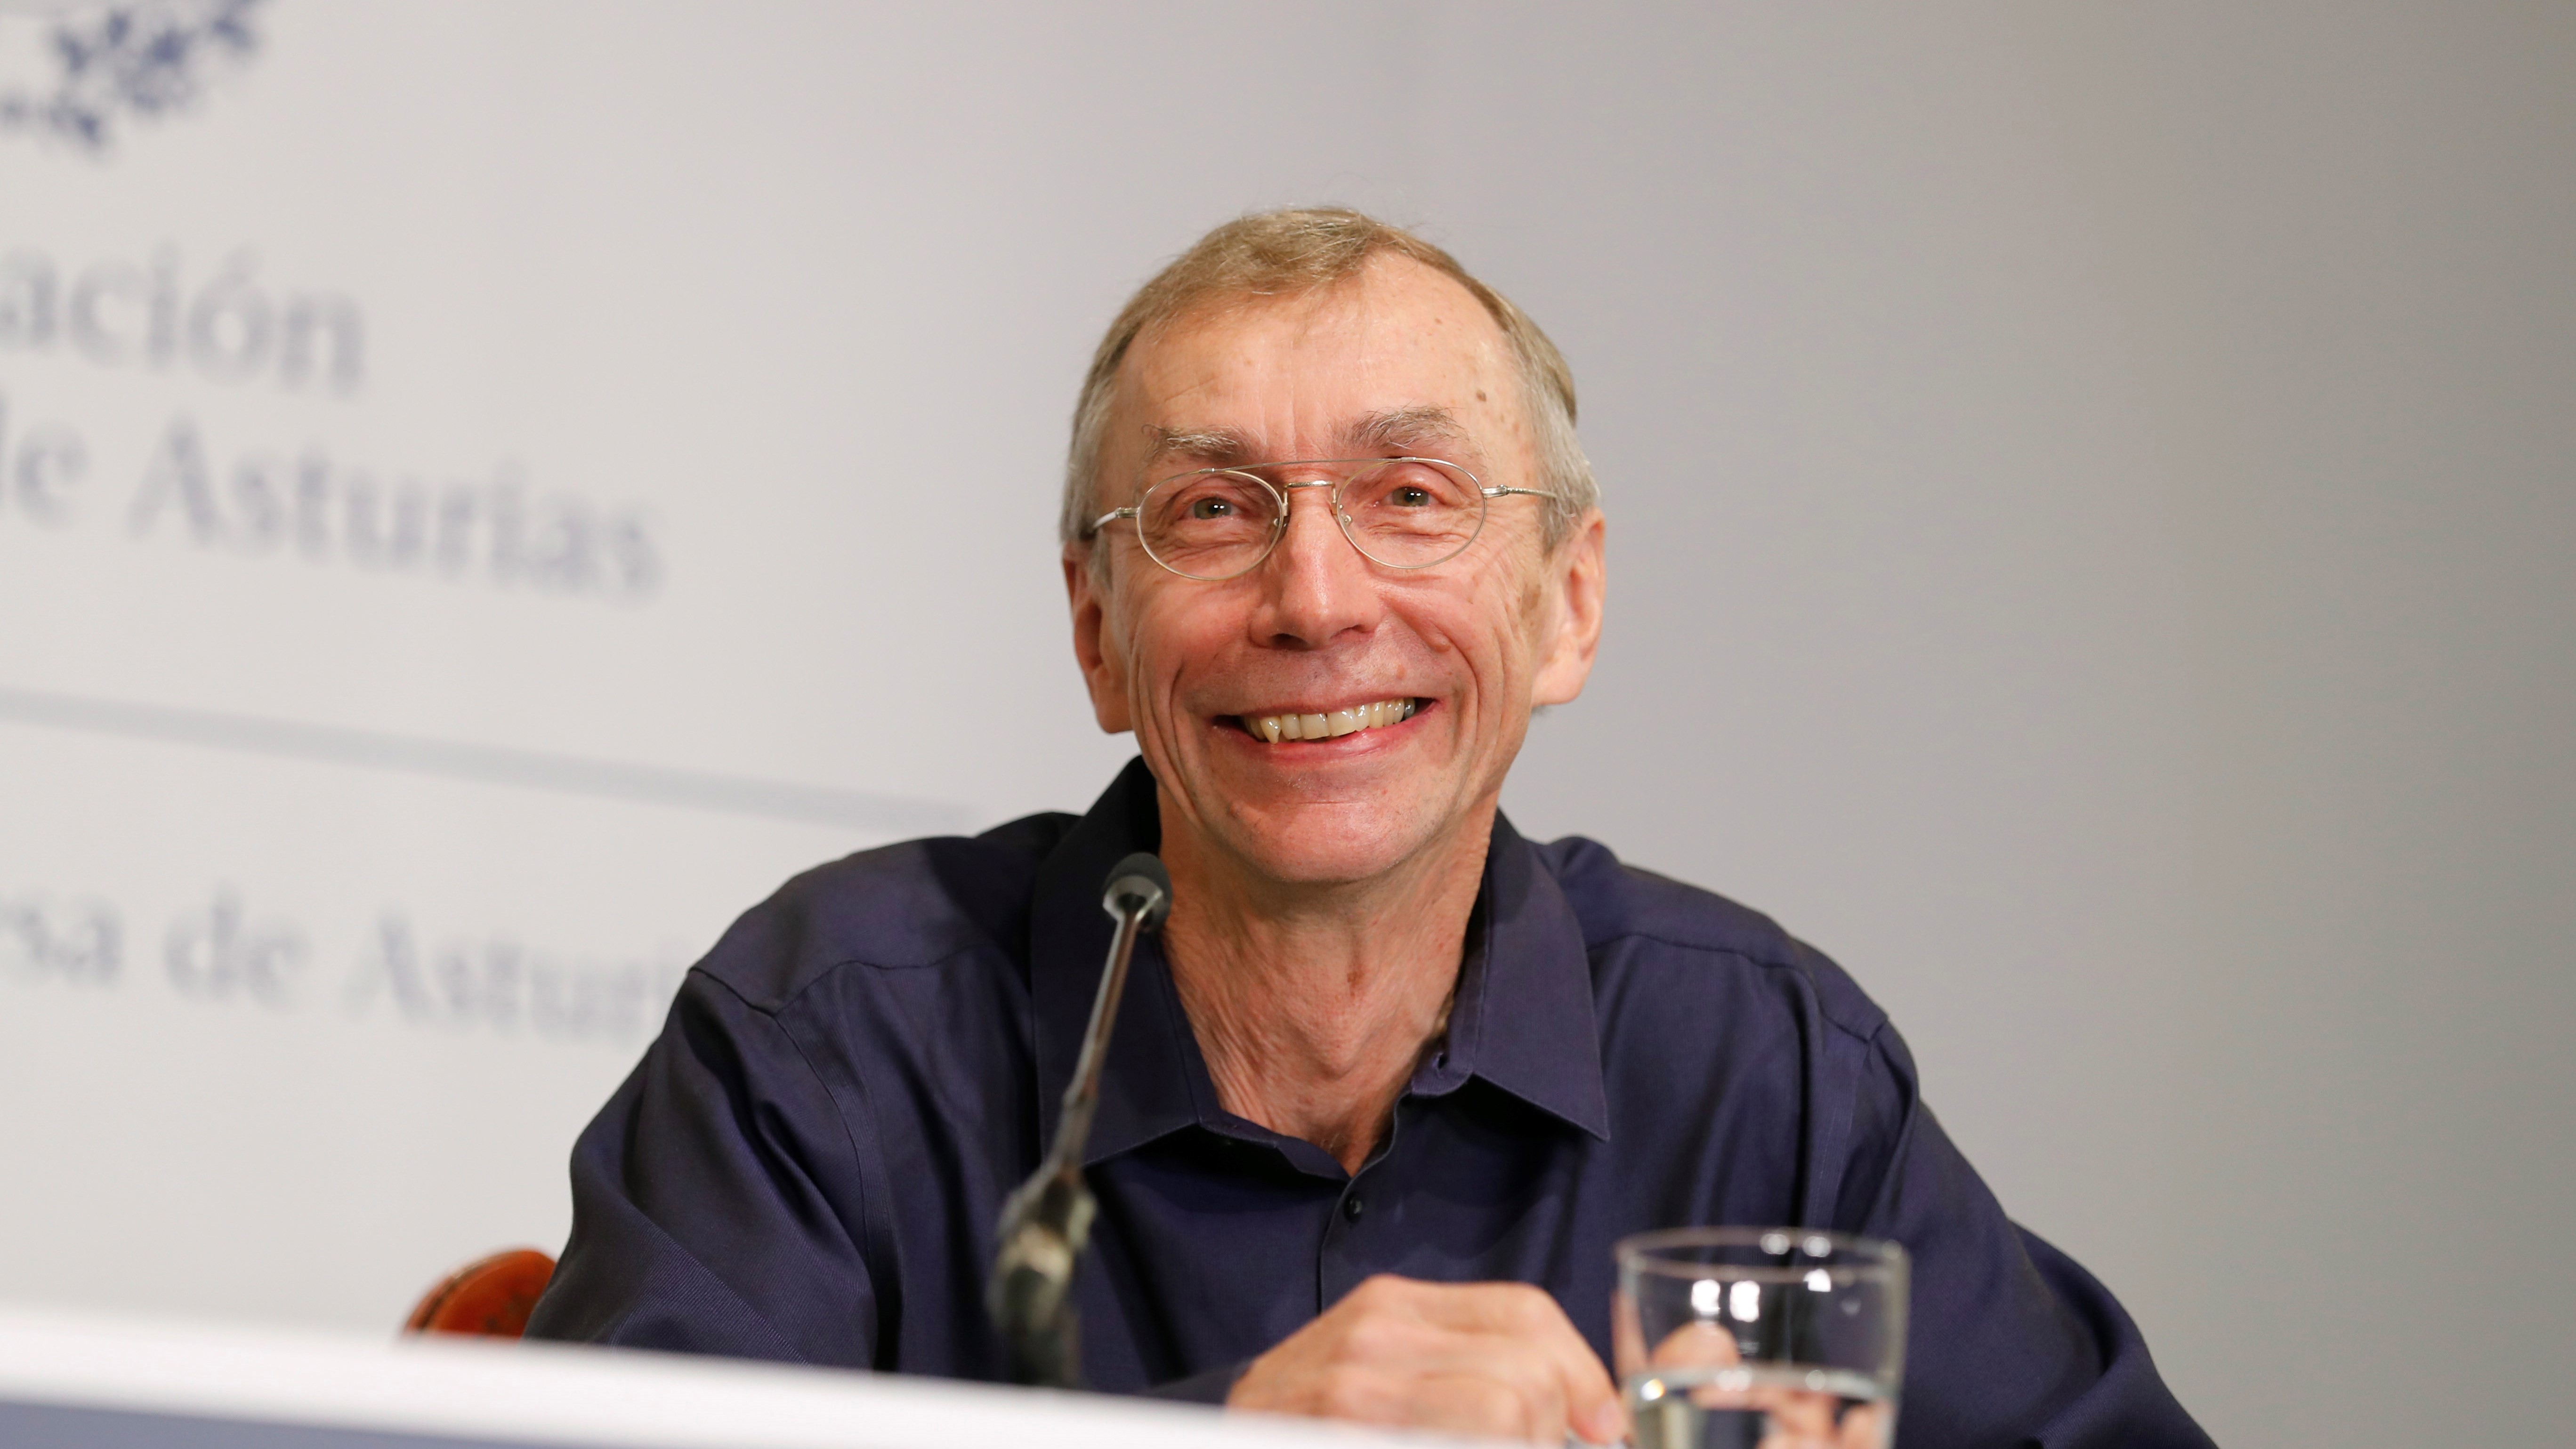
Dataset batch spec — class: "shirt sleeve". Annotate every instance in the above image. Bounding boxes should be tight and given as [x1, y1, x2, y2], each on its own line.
[524, 969, 881, 1367]
[1837, 1023, 2214, 1449]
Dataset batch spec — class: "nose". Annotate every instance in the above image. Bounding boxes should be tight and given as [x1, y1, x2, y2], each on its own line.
[1248, 481, 1380, 649]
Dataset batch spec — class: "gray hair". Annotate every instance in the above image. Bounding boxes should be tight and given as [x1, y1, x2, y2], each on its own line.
[1060, 207, 1598, 556]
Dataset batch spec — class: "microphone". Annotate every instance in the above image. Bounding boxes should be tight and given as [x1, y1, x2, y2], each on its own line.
[988, 852, 1171, 1388]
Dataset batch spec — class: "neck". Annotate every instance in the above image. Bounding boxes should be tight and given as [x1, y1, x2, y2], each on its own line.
[1156, 797, 1494, 1176]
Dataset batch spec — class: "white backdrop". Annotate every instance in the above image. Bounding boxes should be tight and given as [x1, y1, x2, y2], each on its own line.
[3, 5, 2569, 1446]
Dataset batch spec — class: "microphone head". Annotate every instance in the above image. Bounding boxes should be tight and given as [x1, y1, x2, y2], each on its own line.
[1101, 852, 1171, 929]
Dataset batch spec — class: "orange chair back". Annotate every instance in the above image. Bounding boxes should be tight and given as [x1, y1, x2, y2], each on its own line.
[404, 1249, 557, 1337]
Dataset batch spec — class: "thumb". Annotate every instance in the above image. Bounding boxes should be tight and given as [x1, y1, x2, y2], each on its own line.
[1570, 1368, 1627, 1445]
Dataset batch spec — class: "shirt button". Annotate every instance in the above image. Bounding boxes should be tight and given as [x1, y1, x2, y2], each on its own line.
[1343, 1193, 1366, 1222]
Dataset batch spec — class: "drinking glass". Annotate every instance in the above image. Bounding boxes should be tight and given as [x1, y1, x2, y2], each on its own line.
[1613, 1228, 1908, 1449]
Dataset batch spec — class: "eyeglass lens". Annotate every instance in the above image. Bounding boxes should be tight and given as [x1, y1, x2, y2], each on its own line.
[1137, 460, 1486, 579]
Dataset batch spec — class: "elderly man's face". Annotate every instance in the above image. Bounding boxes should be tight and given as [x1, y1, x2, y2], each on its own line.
[1066, 255, 1605, 886]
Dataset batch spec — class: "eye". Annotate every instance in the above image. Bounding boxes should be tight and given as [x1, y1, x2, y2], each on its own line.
[1390, 485, 1433, 508]
[1189, 497, 1234, 520]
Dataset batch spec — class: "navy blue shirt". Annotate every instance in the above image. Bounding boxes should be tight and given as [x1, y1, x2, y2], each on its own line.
[528, 760, 2209, 1448]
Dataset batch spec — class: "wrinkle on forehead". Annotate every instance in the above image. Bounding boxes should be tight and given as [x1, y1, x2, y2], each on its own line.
[1141, 406, 1475, 475]
[1107, 256, 1524, 498]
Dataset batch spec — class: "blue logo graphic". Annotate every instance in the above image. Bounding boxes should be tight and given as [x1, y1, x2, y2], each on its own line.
[0, 0, 264, 153]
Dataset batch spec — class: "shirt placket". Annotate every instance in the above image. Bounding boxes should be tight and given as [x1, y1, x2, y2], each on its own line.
[1315, 1095, 1418, 1309]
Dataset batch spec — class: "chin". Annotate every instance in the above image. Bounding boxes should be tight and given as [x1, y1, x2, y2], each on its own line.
[1208, 794, 1438, 886]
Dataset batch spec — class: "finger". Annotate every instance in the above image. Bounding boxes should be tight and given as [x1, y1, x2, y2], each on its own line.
[1755, 1387, 1838, 1442]
[1284, 1362, 1414, 1428]
[1412, 1370, 1547, 1444]
[1499, 1292, 1620, 1446]
[1411, 1336, 1573, 1443]
[1502, 1338, 1575, 1442]
[1755, 1406, 1845, 1449]
[1834, 1401, 1892, 1449]
[1297, 1362, 1534, 1442]
[1566, 1361, 1626, 1446]
[1651, 1320, 1744, 1370]
[1338, 1281, 1623, 1445]
[1484, 1286, 1621, 1446]
[1758, 1421, 1841, 1449]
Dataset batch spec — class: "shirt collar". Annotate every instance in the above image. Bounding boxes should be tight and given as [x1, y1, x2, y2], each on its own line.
[1028, 757, 1610, 1168]
[1029, 758, 1203, 1166]
[1424, 809, 1613, 1142]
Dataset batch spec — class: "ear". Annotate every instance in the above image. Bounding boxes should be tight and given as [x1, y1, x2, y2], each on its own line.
[1531, 509, 1606, 708]
[1064, 547, 1135, 733]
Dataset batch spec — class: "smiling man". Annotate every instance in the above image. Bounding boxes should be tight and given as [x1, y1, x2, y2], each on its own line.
[527, 210, 2210, 1449]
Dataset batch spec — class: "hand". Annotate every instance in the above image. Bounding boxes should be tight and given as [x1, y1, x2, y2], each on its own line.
[1623, 1318, 1888, 1449]
[1227, 1275, 1626, 1445]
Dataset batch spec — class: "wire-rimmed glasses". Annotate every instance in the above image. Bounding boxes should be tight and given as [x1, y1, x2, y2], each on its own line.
[1090, 457, 1554, 581]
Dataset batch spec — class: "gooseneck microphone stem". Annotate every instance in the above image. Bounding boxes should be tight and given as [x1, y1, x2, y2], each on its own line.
[1053, 894, 1149, 1170]
[988, 852, 1171, 1389]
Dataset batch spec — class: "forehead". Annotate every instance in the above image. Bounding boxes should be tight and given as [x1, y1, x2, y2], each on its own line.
[1111, 256, 1519, 462]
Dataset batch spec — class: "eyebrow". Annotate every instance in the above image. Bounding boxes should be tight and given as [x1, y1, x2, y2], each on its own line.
[1141, 407, 1476, 474]
[1142, 427, 1258, 472]
[1349, 405, 1470, 456]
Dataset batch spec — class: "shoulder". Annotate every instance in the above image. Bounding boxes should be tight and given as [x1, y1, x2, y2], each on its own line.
[692, 809, 1078, 1013]
[1532, 832, 1891, 1048]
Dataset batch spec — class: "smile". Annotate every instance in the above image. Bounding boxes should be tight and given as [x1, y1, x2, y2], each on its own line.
[1237, 698, 1421, 744]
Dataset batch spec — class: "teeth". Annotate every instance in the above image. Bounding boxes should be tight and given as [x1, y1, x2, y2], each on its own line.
[1242, 699, 1419, 744]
